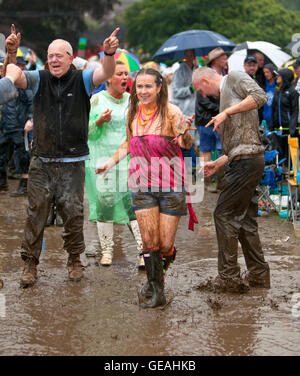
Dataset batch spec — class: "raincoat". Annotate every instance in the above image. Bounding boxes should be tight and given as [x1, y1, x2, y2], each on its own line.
[85, 91, 136, 224]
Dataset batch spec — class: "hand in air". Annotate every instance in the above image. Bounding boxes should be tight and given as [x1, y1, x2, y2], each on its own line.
[103, 28, 120, 55]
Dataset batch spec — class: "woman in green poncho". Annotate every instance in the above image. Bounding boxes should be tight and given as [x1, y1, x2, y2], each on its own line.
[85, 61, 143, 267]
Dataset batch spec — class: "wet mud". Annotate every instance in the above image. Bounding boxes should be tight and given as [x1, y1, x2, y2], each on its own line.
[0, 179, 299, 356]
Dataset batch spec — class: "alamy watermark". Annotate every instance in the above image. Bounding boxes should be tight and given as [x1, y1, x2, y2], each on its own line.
[95, 155, 205, 204]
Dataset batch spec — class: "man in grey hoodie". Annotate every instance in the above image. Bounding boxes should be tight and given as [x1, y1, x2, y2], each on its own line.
[193, 67, 270, 293]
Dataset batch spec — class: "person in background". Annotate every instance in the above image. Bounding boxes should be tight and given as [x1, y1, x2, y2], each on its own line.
[262, 63, 277, 128]
[291, 57, 300, 132]
[269, 68, 299, 162]
[252, 51, 266, 90]
[0, 56, 33, 195]
[85, 60, 144, 267]
[171, 49, 197, 172]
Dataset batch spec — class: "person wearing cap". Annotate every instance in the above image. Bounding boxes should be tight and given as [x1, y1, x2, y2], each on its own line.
[195, 47, 229, 192]
[0, 55, 33, 195]
[262, 63, 278, 127]
[244, 55, 265, 124]
[269, 68, 299, 162]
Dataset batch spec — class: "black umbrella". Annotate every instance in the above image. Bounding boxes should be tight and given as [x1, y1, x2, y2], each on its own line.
[152, 29, 235, 61]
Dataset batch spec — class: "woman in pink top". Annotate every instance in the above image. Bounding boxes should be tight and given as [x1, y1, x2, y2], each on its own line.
[96, 68, 196, 308]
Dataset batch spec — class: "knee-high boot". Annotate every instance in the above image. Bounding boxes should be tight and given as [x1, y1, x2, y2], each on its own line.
[97, 222, 114, 266]
[140, 248, 166, 309]
[128, 220, 144, 268]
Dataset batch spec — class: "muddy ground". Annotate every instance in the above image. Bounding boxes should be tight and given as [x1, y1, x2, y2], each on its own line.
[0, 179, 299, 356]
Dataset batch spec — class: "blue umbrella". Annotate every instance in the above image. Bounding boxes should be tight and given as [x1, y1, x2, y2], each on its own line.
[152, 29, 235, 61]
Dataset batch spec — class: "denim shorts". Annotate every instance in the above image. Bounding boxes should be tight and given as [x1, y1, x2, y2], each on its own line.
[198, 125, 222, 152]
[131, 187, 187, 216]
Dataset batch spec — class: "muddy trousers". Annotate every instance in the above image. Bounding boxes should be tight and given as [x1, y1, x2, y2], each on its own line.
[21, 156, 85, 265]
[214, 156, 270, 282]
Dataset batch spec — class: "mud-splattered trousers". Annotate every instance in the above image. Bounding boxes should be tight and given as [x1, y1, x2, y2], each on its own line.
[21, 156, 85, 264]
[214, 155, 270, 282]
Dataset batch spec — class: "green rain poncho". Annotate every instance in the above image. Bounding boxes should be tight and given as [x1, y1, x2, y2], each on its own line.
[85, 90, 135, 224]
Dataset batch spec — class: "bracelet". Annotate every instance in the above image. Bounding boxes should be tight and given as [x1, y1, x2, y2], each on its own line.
[8, 50, 17, 54]
[104, 51, 115, 56]
[224, 108, 231, 117]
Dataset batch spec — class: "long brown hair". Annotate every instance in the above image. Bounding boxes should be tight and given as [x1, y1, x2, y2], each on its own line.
[127, 68, 168, 140]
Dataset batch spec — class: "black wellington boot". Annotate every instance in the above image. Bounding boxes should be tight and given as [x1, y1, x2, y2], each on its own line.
[10, 178, 28, 196]
[140, 249, 166, 309]
[0, 172, 8, 191]
[141, 247, 177, 298]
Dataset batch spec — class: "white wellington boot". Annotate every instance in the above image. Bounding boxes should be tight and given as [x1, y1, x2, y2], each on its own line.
[97, 222, 114, 266]
[129, 220, 145, 269]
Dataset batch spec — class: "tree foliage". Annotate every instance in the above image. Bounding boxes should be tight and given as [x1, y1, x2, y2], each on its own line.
[0, 0, 119, 59]
[123, 0, 300, 60]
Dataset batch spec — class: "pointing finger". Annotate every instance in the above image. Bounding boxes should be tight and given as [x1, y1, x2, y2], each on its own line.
[110, 27, 120, 38]
[11, 24, 16, 35]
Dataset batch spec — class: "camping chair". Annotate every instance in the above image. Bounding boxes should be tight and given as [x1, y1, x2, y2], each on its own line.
[257, 149, 286, 213]
[287, 136, 300, 237]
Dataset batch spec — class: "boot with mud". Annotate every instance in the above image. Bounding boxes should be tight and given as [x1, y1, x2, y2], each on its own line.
[0, 172, 8, 191]
[212, 275, 250, 293]
[242, 270, 271, 289]
[140, 249, 166, 308]
[97, 222, 114, 266]
[10, 178, 28, 196]
[67, 254, 84, 282]
[141, 247, 177, 298]
[20, 258, 37, 288]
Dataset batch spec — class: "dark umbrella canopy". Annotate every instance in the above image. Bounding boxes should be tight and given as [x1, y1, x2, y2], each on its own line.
[152, 29, 235, 61]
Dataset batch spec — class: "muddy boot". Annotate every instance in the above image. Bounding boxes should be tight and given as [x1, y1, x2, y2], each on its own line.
[140, 249, 166, 309]
[67, 254, 83, 282]
[97, 222, 114, 266]
[10, 178, 28, 196]
[242, 270, 271, 289]
[162, 247, 177, 277]
[141, 247, 177, 298]
[46, 202, 55, 226]
[128, 220, 144, 269]
[20, 258, 37, 288]
[0, 172, 8, 191]
[212, 275, 250, 293]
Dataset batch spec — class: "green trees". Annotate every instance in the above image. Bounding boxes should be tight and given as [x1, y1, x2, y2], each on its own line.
[123, 0, 300, 59]
[0, 0, 119, 59]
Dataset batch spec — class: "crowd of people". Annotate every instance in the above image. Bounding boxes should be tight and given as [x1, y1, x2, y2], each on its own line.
[1, 23, 299, 308]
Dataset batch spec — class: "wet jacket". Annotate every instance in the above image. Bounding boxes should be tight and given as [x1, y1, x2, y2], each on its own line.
[219, 71, 267, 162]
[269, 69, 299, 136]
[171, 62, 196, 117]
[0, 88, 33, 134]
[32, 68, 90, 158]
[195, 92, 219, 127]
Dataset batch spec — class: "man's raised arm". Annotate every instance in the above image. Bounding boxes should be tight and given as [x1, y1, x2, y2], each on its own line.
[92, 28, 120, 87]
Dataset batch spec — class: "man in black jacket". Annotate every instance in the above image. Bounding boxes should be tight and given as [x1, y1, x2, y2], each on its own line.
[0, 56, 33, 194]
[6, 26, 119, 287]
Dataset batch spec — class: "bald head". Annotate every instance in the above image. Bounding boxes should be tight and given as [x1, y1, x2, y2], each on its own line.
[192, 67, 222, 98]
[47, 39, 74, 78]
